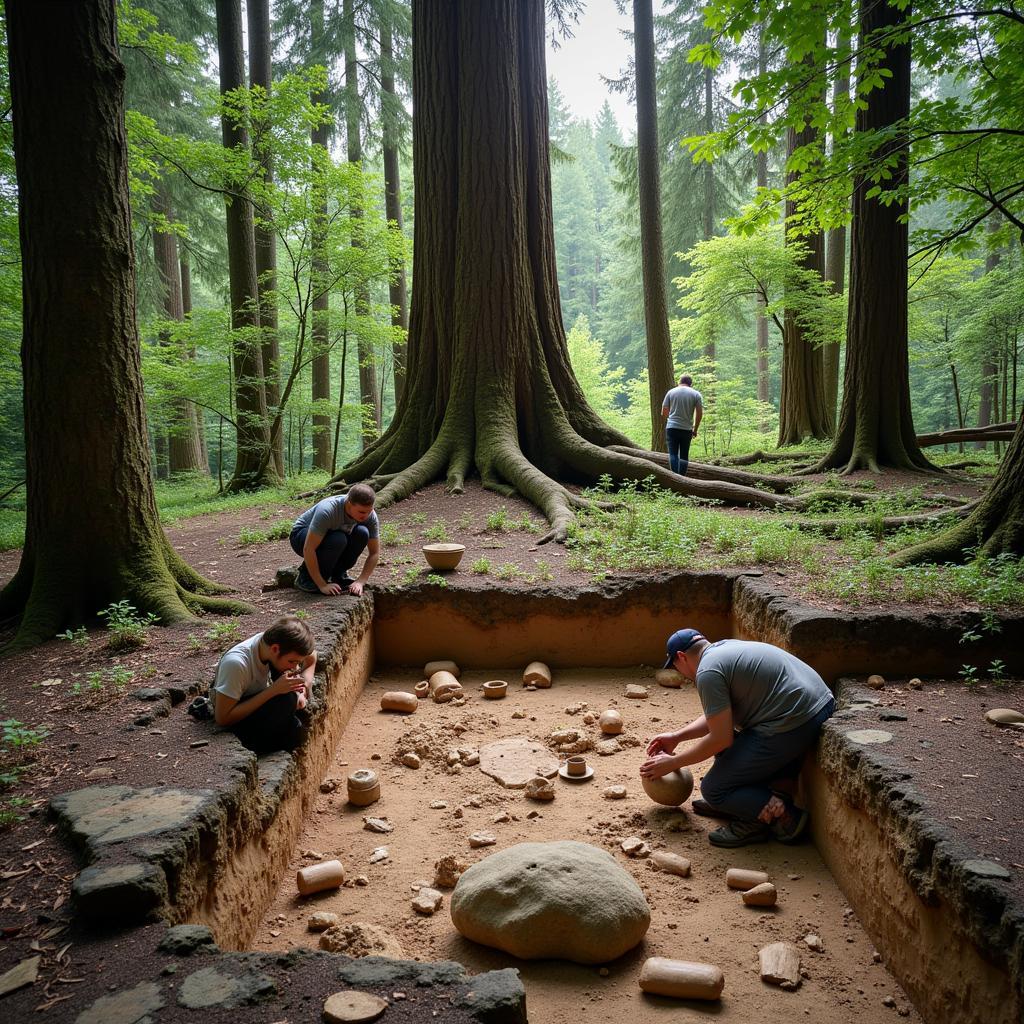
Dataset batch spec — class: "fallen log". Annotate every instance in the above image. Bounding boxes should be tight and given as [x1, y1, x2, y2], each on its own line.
[916, 427, 1014, 447]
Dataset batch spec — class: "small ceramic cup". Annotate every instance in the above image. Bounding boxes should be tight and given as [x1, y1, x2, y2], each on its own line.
[567, 755, 588, 777]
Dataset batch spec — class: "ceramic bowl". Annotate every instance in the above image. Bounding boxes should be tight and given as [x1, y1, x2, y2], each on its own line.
[422, 543, 466, 571]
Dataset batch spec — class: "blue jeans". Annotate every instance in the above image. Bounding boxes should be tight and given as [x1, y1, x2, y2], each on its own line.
[666, 427, 693, 475]
[699, 698, 835, 822]
[290, 523, 369, 583]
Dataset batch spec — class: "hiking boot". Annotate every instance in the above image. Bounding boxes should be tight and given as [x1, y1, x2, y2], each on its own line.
[691, 798, 736, 821]
[772, 807, 810, 845]
[707, 819, 772, 848]
[294, 565, 318, 593]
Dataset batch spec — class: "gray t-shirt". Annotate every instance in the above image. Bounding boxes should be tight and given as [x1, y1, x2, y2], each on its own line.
[662, 385, 703, 430]
[694, 640, 832, 735]
[294, 494, 380, 540]
[213, 633, 271, 702]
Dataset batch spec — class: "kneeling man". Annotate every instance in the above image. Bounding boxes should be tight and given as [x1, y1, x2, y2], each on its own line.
[641, 629, 835, 848]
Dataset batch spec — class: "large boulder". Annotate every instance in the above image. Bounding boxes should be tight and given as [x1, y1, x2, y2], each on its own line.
[450, 840, 650, 963]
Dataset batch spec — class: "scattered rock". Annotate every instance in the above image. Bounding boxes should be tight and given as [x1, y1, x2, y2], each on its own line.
[319, 922, 404, 958]
[412, 887, 444, 915]
[759, 942, 802, 989]
[603, 785, 627, 800]
[654, 669, 681, 689]
[620, 836, 650, 858]
[429, 800, 447, 810]
[879, 711, 907, 722]
[434, 855, 468, 889]
[189, 740, 209, 749]
[401, 752, 421, 769]
[369, 847, 389, 864]
[511, 709, 526, 719]
[582, 712, 597, 725]
[362, 817, 393, 834]
[882, 995, 896, 1008]
[866, 674, 886, 690]
[323, 990, 389, 1023]
[743, 882, 778, 907]
[595, 739, 619, 756]
[354, 875, 369, 886]
[465, 793, 483, 807]
[651, 851, 691, 877]
[72, 862, 167, 924]
[86, 767, 116, 780]
[469, 832, 497, 848]
[463, 751, 480, 766]
[565, 702, 587, 715]
[493, 811, 511, 823]
[985, 708, 1024, 727]
[450, 840, 650, 963]
[158, 925, 218, 956]
[525, 777, 555, 801]
[479, 736, 559, 788]
[625, 684, 649, 700]
[804, 933, 824, 952]
[319, 778, 339, 793]
[308, 912, 340, 932]
[908, 678, 923, 689]
[0, 956, 40, 998]
[76, 981, 165, 1024]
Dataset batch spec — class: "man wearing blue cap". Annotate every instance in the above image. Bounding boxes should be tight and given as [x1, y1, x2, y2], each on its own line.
[641, 628, 835, 847]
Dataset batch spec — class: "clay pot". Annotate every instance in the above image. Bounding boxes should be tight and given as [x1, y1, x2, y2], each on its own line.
[523, 661, 552, 688]
[566, 755, 588, 777]
[482, 680, 508, 700]
[347, 769, 381, 807]
[726, 867, 770, 891]
[638, 957, 724, 1001]
[380, 691, 417, 714]
[422, 543, 466, 571]
[424, 660, 460, 679]
[297, 859, 345, 896]
[414, 680, 429, 699]
[598, 709, 623, 735]
[641, 768, 694, 807]
[428, 670, 463, 703]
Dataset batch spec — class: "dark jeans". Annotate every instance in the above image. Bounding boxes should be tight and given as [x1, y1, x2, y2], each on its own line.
[231, 691, 304, 756]
[290, 523, 369, 583]
[699, 698, 835, 822]
[666, 427, 694, 475]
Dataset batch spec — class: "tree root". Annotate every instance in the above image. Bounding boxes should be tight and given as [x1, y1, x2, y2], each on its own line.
[717, 450, 811, 466]
[792, 500, 978, 538]
[607, 446, 799, 493]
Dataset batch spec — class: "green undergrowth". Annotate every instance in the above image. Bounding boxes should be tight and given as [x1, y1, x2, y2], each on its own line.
[568, 479, 1024, 611]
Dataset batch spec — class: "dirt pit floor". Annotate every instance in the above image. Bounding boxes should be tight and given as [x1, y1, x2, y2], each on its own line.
[253, 669, 923, 1023]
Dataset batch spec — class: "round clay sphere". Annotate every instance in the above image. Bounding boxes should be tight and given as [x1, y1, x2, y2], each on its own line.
[598, 709, 624, 735]
[641, 768, 694, 807]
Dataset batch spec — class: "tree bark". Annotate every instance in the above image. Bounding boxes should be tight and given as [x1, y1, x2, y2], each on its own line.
[344, 0, 382, 446]
[633, 0, 675, 452]
[976, 214, 1000, 448]
[810, 0, 932, 474]
[0, 0, 248, 650]
[216, 0, 274, 491]
[381, 14, 410, 408]
[755, 26, 769, 424]
[247, 0, 285, 478]
[179, 253, 208, 460]
[702, 61, 716, 363]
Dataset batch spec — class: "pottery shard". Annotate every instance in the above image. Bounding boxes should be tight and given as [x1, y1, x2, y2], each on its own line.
[603, 785, 627, 800]
[525, 777, 556, 801]
[651, 851, 691, 877]
[469, 832, 497, 848]
[425, 660, 460, 679]
[363, 817, 393, 834]
[429, 671, 463, 703]
[479, 736, 560, 788]
[412, 887, 444, 915]
[621, 836, 650, 858]
[726, 867, 770, 890]
[759, 942, 802, 989]
[323, 990, 389, 1023]
[433, 855, 468, 889]
[319, 922, 404, 959]
[985, 708, 1024, 726]
[742, 882, 778, 907]
[655, 669, 682, 689]
[450, 840, 651, 963]
[625, 684, 649, 700]
[308, 911, 341, 932]
[523, 661, 552, 688]
[866, 674, 886, 690]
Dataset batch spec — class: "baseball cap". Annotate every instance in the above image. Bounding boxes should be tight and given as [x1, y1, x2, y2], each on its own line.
[662, 629, 705, 668]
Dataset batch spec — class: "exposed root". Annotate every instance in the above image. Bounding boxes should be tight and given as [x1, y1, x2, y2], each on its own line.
[792, 501, 978, 538]
[718, 449, 810, 466]
[608, 445, 801, 494]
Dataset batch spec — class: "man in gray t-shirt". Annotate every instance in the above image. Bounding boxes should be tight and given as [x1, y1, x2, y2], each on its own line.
[641, 628, 834, 848]
[661, 374, 703, 476]
[289, 482, 380, 597]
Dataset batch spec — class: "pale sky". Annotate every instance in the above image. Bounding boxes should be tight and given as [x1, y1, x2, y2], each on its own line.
[545, 0, 637, 132]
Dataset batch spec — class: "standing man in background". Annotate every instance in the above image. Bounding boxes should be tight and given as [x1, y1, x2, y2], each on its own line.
[661, 374, 703, 475]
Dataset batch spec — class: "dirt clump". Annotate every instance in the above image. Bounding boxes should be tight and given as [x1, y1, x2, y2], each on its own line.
[318, 921, 405, 958]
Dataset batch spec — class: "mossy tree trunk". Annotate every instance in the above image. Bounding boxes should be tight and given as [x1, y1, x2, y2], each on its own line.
[810, 0, 933, 474]
[330, 0, 810, 540]
[0, 0, 251, 650]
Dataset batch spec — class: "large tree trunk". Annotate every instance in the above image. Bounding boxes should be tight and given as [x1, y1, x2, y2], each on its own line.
[247, 0, 285, 478]
[976, 215, 1000, 448]
[633, 0, 675, 452]
[755, 27, 770, 425]
[0, 0, 248, 650]
[894, 408, 1024, 563]
[152, 184, 208, 475]
[345, 0, 382, 446]
[179, 253, 208, 460]
[811, 0, 932, 474]
[381, 14, 410, 408]
[702, 62, 716, 363]
[216, 0, 274, 491]
[328, 1, 808, 541]
[778, 54, 831, 446]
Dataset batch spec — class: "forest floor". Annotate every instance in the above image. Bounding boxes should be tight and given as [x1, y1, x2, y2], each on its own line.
[0, 465, 1021, 1018]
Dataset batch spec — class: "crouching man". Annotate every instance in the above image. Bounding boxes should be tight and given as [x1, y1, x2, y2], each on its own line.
[640, 629, 835, 848]
[213, 615, 317, 755]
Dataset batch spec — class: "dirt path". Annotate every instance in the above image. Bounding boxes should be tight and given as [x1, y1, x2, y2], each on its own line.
[254, 669, 921, 1023]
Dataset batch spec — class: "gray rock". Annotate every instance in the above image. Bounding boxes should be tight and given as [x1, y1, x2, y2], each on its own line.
[72, 863, 167, 923]
[450, 840, 650, 963]
[158, 924, 218, 955]
[177, 966, 277, 1009]
[132, 688, 167, 703]
[336, 958, 467, 989]
[478, 737, 559, 789]
[75, 981, 164, 1024]
[962, 859, 1012, 881]
[412, 887, 444, 915]
[452, 967, 528, 1023]
[879, 711, 908, 722]
[845, 729, 893, 745]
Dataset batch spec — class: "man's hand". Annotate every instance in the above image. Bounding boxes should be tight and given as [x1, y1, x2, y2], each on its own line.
[319, 582, 342, 596]
[270, 671, 307, 698]
[347, 579, 365, 596]
[296, 690, 308, 711]
[640, 752, 682, 779]
[646, 731, 681, 757]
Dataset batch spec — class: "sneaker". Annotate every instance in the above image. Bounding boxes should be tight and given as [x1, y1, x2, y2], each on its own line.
[708, 819, 772, 848]
[772, 807, 810, 845]
[294, 565, 318, 593]
[691, 798, 736, 821]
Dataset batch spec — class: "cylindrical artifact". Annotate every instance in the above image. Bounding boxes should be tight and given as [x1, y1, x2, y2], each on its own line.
[429, 670, 463, 702]
[523, 661, 552, 687]
[425, 660, 460, 678]
[296, 859, 344, 896]
[566, 755, 588, 777]
[347, 769, 381, 807]
[414, 680, 429, 699]
[482, 680, 508, 700]
[380, 691, 418, 713]
[638, 957, 724, 1001]
[726, 867, 770, 890]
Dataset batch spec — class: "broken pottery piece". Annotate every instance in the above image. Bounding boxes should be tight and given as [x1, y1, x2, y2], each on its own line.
[297, 859, 345, 896]
[621, 836, 650, 858]
[655, 669, 682, 688]
[759, 942, 802, 989]
[428, 670, 463, 703]
[369, 846, 389, 863]
[804, 933, 824, 951]
[638, 957, 724, 1001]
[347, 769, 380, 807]
[651, 851, 691, 877]
[523, 661, 552, 687]
[603, 785, 627, 800]
[483, 680, 508, 700]
[380, 691, 417, 714]
[469, 832, 497, 848]
[641, 768, 694, 807]
[726, 867, 770, 890]
[598, 709, 623, 735]
[363, 817, 393, 834]
[414, 680, 429, 699]
[525, 777, 556, 801]
[742, 882, 778, 907]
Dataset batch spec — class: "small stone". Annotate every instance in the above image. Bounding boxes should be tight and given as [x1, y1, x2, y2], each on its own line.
[86, 767, 116, 780]
[879, 711, 907, 722]
[469, 832, 497, 848]
[401, 753, 421, 769]
[354, 875, 369, 886]
[453, 807, 464, 819]
[651, 851, 691, 877]
[512, 709, 526, 719]
[788, 874, 802, 881]
[804, 933, 823, 952]
[595, 739, 619, 756]
[320, 778, 339, 793]
[603, 785, 627, 800]
[621, 836, 650, 858]
[846, 729, 893, 745]
[872, 950, 882, 963]
[743, 882, 778, 907]
[882, 995, 896, 1008]
[598, 967, 609, 977]
[908, 678, 923, 689]
[447, 749, 462, 766]
[189, 740, 208, 749]
[866, 674, 886, 690]
[583, 712, 597, 725]
[463, 751, 480, 766]
[369, 846, 389, 863]
[412, 887, 444, 915]
[370, 753, 381, 760]
[985, 708, 1024, 727]
[429, 800, 447, 810]
[308, 912, 340, 932]
[525, 777, 555, 801]
[565, 702, 586, 715]
[434, 855, 468, 889]
[526, 810, 540, 819]
[465, 794, 483, 807]
[493, 811, 511, 823]
[323, 990, 388, 1023]
[363, 817, 393, 834]
[625, 684, 649, 700]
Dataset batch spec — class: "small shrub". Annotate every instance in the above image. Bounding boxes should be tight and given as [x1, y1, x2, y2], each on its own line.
[0, 796, 31, 831]
[57, 626, 89, 649]
[380, 523, 411, 546]
[471, 558, 491, 575]
[423, 519, 449, 542]
[458, 512, 473, 531]
[425, 573, 448, 588]
[495, 563, 521, 580]
[2, 720, 49, 751]
[98, 600, 158, 651]
[486, 507, 511, 531]
[402, 566, 421, 586]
